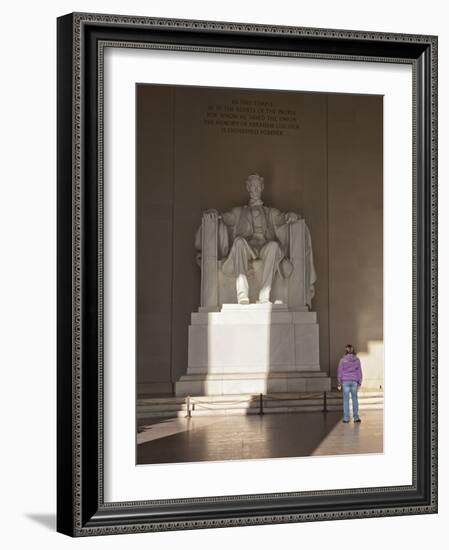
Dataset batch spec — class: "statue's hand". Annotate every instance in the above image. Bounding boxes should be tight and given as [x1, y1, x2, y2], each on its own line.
[285, 212, 301, 224]
[203, 209, 220, 221]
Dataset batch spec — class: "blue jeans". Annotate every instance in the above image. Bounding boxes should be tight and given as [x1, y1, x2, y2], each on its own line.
[342, 381, 359, 421]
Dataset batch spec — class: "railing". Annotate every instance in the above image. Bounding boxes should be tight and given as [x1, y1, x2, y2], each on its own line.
[185, 392, 330, 418]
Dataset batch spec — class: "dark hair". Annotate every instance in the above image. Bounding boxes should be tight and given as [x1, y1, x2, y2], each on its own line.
[345, 344, 356, 355]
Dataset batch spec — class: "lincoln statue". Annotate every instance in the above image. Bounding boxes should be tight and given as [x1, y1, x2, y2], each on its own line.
[194, 173, 316, 308]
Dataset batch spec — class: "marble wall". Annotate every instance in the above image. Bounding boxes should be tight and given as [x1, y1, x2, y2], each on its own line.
[136, 85, 383, 392]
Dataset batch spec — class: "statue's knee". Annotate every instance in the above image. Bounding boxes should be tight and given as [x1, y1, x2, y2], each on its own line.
[262, 241, 280, 256]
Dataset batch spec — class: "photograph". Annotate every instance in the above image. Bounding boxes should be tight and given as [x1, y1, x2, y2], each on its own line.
[135, 83, 384, 465]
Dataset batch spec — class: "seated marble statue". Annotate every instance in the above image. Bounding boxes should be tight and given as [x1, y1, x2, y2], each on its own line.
[195, 173, 316, 309]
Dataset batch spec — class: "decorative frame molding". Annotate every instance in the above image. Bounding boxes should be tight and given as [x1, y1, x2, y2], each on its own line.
[57, 12, 437, 536]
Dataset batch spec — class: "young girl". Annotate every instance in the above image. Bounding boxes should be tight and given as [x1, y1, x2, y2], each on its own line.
[337, 344, 363, 423]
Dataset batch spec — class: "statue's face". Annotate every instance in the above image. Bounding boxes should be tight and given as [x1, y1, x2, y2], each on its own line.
[246, 177, 263, 200]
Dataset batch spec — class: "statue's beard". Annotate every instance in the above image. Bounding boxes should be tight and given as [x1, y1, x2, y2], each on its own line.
[248, 197, 263, 207]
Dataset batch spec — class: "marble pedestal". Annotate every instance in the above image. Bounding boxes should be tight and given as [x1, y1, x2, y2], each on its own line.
[175, 304, 331, 396]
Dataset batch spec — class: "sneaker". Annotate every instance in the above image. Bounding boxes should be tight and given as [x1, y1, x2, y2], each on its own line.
[342, 419, 350, 423]
[354, 418, 362, 423]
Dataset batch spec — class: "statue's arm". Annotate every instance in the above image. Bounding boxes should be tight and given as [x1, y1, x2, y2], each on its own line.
[270, 208, 284, 226]
[271, 208, 302, 227]
[221, 209, 236, 227]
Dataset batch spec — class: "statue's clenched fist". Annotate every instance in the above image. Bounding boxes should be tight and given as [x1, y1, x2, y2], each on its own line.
[285, 212, 301, 224]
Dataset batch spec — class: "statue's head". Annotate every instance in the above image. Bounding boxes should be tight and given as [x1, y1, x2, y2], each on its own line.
[245, 173, 264, 200]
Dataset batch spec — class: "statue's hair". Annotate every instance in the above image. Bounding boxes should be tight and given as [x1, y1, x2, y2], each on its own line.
[246, 173, 264, 191]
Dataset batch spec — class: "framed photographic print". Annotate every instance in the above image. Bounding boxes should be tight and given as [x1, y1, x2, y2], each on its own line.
[57, 12, 438, 536]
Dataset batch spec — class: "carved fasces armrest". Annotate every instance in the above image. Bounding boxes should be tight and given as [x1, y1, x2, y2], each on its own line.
[200, 210, 219, 261]
[195, 210, 220, 266]
[200, 209, 229, 260]
[287, 217, 304, 255]
[272, 212, 302, 259]
[199, 209, 221, 309]
[286, 218, 317, 309]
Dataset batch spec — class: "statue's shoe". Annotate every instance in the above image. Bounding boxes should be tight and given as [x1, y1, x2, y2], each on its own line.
[238, 297, 250, 305]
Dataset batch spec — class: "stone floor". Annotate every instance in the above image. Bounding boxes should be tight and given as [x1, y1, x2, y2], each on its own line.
[136, 409, 383, 465]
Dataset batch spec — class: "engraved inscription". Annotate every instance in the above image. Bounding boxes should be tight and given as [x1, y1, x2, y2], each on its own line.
[204, 98, 300, 136]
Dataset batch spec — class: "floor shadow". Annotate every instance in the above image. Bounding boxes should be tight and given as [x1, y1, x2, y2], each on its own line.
[25, 513, 56, 531]
[136, 410, 382, 465]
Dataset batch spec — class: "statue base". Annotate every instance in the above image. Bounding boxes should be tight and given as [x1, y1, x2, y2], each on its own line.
[175, 304, 331, 396]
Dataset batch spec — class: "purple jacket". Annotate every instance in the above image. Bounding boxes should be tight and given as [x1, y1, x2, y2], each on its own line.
[337, 354, 363, 385]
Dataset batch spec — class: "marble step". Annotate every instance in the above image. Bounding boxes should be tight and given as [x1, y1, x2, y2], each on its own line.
[137, 395, 384, 411]
[138, 391, 383, 405]
[137, 391, 384, 418]
[175, 372, 332, 395]
[137, 391, 383, 405]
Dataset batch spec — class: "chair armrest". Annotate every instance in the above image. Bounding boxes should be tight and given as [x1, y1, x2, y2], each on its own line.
[200, 211, 219, 309]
